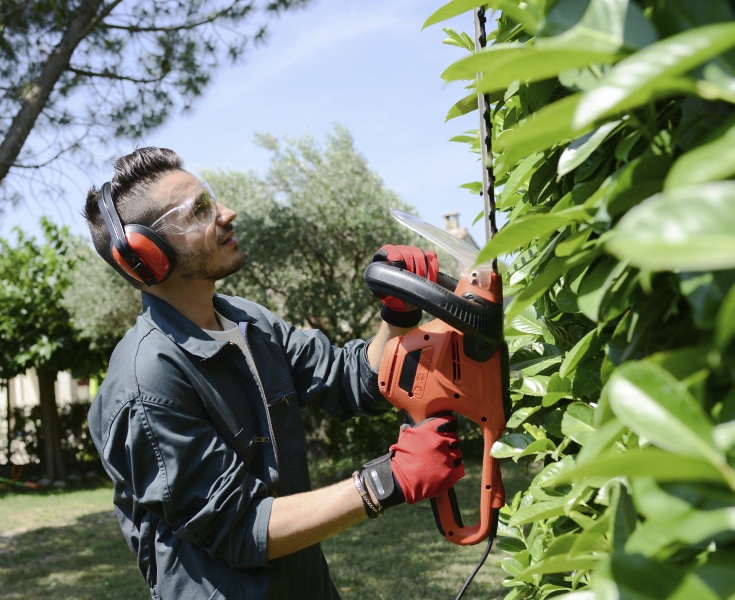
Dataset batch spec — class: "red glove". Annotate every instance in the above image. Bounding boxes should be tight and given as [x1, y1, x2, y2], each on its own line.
[361, 414, 464, 509]
[371, 244, 439, 327]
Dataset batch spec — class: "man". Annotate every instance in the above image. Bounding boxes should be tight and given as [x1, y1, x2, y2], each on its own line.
[83, 146, 464, 599]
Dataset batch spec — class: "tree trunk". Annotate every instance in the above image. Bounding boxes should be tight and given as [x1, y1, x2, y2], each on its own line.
[3, 379, 10, 463]
[0, 0, 111, 183]
[37, 366, 67, 481]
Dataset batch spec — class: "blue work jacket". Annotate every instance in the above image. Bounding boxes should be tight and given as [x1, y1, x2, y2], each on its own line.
[88, 292, 389, 599]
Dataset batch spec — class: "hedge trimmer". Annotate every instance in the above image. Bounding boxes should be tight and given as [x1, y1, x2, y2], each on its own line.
[364, 7, 507, 597]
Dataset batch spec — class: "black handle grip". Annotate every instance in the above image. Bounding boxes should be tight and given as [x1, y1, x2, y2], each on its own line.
[364, 262, 503, 346]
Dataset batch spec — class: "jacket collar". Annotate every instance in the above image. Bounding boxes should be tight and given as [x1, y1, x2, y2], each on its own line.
[140, 292, 256, 359]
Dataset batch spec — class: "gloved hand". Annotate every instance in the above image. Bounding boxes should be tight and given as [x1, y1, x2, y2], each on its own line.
[360, 413, 464, 510]
[371, 244, 439, 327]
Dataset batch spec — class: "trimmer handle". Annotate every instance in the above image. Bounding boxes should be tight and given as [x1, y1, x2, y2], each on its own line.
[365, 262, 503, 349]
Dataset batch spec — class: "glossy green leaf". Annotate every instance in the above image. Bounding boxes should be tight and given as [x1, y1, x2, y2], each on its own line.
[509, 497, 567, 527]
[520, 554, 600, 576]
[449, 133, 477, 144]
[505, 405, 541, 429]
[498, 152, 544, 209]
[574, 23, 735, 129]
[594, 553, 721, 600]
[509, 306, 544, 336]
[501, 556, 528, 577]
[542, 448, 728, 487]
[422, 0, 486, 29]
[694, 549, 735, 599]
[506, 248, 602, 321]
[605, 182, 735, 271]
[540, 0, 656, 52]
[519, 437, 556, 459]
[715, 283, 735, 350]
[646, 346, 709, 381]
[604, 361, 718, 458]
[510, 355, 562, 376]
[555, 228, 593, 259]
[558, 121, 621, 177]
[576, 259, 627, 322]
[445, 93, 478, 121]
[518, 374, 549, 396]
[562, 403, 595, 445]
[713, 421, 735, 453]
[443, 45, 618, 92]
[495, 1, 543, 36]
[542, 372, 572, 407]
[442, 27, 474, 52]
[495, 93, 585, 170]
[603, 154, 671, 217]
[531, 454, 577, 488]
[628, 477, 693, 520]
[609, 481, 637, 552]
[665, 119, 735, 189]
[477, 206, 590, 263]
[545, 519, 610, 563]
[559, 329, 597, 379]
[628, 506, 735, 556]
[544, 533, 576, 558]
[678, 271, 733, 330]
[495, 536, 527, 553]
[491, 432, 536, 458]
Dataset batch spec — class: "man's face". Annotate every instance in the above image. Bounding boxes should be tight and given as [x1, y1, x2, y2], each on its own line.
[153, 171, 245, 282]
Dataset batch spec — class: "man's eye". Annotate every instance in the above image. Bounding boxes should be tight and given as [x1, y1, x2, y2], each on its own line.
[192, 193, 214, 222]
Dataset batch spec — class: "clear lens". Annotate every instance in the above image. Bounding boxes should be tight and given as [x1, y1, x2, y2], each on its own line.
[151, 182, 218, 235]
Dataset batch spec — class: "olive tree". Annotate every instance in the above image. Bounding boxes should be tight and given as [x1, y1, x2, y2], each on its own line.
[204, 126, 432, 460]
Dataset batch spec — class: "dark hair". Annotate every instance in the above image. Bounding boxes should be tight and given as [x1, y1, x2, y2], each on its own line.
[83, 147, 185, 287]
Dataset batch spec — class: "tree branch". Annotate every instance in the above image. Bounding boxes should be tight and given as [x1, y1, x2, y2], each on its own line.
[0, 0, 123, 180]
[105, 0, 248, 33]
[67, 66, 164, 84]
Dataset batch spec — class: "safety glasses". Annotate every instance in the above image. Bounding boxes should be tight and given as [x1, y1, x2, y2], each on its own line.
[151, 182, 219, 235]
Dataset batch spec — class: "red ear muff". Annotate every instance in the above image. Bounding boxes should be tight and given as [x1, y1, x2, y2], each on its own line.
[111, 225, 175, 285]
[98, 182, 175, 285]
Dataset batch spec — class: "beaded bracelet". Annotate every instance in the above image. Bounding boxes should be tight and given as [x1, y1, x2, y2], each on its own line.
[352, 470, 383, 518]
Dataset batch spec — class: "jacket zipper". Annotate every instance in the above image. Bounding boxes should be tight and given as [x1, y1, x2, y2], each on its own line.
[236, 330, 281, 486]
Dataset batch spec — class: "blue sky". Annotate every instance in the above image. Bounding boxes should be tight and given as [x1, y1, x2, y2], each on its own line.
[0, 0, 489, 247]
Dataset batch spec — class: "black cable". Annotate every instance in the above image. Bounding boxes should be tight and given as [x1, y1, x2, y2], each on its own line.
[455, 511, 499, 600]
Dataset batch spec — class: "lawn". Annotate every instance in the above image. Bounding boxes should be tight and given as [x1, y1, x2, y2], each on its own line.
[0, 460, 533, 599]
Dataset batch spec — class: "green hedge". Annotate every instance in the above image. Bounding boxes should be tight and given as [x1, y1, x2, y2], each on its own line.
[430, 0, 735, 598]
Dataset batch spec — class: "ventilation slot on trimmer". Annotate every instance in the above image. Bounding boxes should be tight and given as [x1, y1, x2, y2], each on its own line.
[451, 331, 461, 385]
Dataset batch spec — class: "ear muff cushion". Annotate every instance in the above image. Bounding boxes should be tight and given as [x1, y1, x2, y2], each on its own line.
[111, 225, 175, 284]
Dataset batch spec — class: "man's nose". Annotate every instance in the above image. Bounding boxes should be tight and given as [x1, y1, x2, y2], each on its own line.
[215, 203, 237, 225]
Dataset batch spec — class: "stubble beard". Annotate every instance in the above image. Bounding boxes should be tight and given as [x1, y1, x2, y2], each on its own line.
[175, 227, 245, 282]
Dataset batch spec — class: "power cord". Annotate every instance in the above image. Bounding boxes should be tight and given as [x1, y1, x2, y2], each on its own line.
[455, 511, 499, 600]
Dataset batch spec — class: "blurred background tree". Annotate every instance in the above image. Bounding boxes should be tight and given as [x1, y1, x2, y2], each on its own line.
[0, 220, 97, 480]
[204, 126, 454, 462]
[0, 0, 312, 209]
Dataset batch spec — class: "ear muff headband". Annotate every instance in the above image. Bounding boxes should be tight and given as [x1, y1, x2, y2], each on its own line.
[98, 182, 175, 285]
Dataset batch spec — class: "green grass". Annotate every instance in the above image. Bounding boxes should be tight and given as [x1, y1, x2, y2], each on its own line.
[0, 484, 146, 599]
[0, 460, 533, 599]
